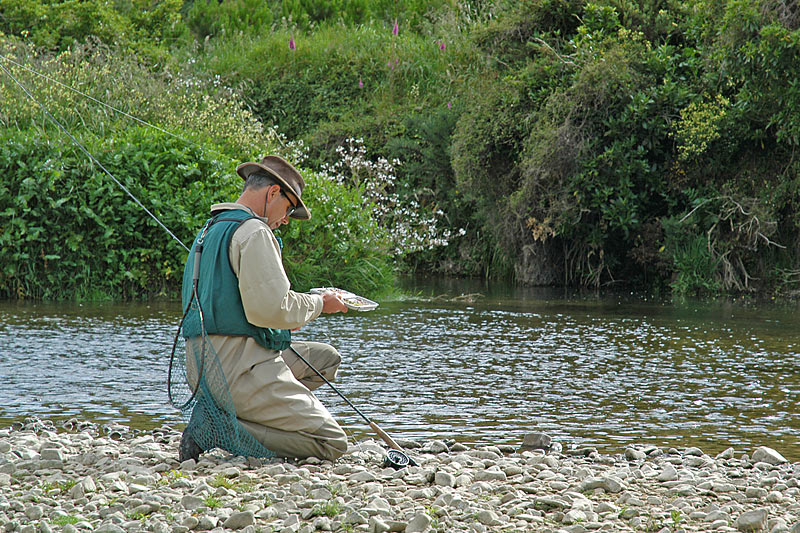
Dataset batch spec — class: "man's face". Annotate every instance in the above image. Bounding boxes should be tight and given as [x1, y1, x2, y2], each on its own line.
[264, 185, 298, 230]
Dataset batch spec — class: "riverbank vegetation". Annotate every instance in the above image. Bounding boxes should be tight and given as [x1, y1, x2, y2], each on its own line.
[2, 0, 800, 300]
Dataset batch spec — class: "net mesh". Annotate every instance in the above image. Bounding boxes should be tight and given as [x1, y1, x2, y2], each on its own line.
[169, 326, 276, 459]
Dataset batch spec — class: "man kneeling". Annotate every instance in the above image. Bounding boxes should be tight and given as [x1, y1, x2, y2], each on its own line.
[179, 156, 349, 462]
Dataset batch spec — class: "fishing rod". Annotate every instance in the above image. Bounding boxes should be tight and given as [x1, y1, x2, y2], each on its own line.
[2, 57, 415, 466]
[0, 60, 190, 252]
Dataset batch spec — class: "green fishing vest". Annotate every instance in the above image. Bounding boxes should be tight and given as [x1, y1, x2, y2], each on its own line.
[181, 208, 291, 351]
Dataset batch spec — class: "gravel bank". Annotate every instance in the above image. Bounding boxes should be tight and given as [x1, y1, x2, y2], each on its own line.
[1, 419, 799, 532]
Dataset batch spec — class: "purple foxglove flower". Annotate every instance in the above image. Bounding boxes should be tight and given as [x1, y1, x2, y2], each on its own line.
[439, 41, 446, 51]
[447, 102, 452, 109]
[289, 37, 295, 50]
[392, 19, 399, 36]
[359, 78, 364, 89]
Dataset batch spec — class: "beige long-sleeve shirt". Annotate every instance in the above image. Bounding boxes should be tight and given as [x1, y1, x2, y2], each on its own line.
[210, 203, 323, 329]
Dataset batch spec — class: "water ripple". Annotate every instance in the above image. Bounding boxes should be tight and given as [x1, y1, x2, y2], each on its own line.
[1, 291, 799, 459]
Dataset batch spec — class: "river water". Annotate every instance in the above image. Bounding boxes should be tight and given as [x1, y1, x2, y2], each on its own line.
[1, 278, 799, 460]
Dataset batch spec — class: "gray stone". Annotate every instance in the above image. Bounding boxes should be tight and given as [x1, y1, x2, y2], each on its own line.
[767, 491, 783, 503]
[69, 482, 85, 500]
[752, 447, 788, 465]
[716, 447, 735, 460]
[421, 440, 448, 454]
[580, 476, 624, 493]
[657, 464, 679, 482]
[180, 494, 203, 510]
[735, 508, 768, 532]
[80, 476, 97, 493]
[705, 511, 730, 522]
[94, 524, 125, 533]
[405, 512, 431, 532]
[476, 510, 502, 526]
[474, 469, 506, 482]
[24, 505, 43, 521]
[534, 497, 569, 510]
[563, 510, 587, 524]
[369, 516, 390, 533]
[349, 471, 377, 482]
[196, 516, 218, 531]
[515, 241, 560, 285]
[434, 471, 455, 487]
[522, 433, 552, 450]
[345, 510, 368, 525]
[625, 448, 646, 461]
[309, 488, 332, 500]
[223, 511, 255, 530]
[41, 448, 66, 461]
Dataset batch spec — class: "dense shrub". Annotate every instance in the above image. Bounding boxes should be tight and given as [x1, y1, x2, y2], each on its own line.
[0, 128, 221, 299]
[0, 37, 279, 162]
[451, 0, 800, 294]
[184, 0, 455, 39]
[0, 0, 189, 62]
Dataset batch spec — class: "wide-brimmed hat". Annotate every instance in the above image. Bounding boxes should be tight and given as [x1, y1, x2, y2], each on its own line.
[236, 155, 310, 220]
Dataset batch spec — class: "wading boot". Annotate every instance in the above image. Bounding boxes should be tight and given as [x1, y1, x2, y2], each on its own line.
[178, 429, 202, 462]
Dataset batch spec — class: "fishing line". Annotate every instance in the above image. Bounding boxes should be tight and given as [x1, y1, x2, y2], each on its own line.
[0, 60, 190, 252]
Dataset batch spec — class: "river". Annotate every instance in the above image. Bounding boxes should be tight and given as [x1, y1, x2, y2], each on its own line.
[1, 278, 798, 460]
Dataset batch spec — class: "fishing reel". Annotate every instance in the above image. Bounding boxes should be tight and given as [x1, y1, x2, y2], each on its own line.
[383, 448, 415, 469]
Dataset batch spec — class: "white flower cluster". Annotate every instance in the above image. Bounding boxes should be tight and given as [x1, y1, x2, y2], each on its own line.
[318, 138, 454, 257]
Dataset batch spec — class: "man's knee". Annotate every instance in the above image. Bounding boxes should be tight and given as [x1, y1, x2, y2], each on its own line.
[318, 432, 348, 461]
[312, 342, 341, 367]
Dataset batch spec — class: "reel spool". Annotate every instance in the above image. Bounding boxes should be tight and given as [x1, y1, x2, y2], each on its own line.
[383, 448, 412, 470]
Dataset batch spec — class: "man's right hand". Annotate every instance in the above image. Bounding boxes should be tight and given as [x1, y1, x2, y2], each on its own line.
[321, 291, 348, 314]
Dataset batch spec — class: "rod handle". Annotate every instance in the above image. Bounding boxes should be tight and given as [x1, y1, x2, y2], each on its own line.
[369, 421, 403, 451]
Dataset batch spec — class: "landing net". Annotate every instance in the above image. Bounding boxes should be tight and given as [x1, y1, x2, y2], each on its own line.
[168, 314, 276, 459]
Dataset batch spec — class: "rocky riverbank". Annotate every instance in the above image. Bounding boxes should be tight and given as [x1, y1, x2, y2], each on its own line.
[1, 419, 799, 533]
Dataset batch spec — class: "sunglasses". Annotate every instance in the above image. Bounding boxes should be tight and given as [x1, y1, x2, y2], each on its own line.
[280, 189, 298, 218]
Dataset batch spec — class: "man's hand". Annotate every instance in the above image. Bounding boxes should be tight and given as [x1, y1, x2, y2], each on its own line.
[321, 291, 348, 314]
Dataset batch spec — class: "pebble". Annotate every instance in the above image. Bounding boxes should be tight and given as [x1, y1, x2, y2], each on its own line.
[1, 419, 800, 533]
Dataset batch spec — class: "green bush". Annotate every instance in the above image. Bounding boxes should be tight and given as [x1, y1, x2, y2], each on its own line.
[197, 19, 485, 139]
[0, 0, 189, 62]
[184, 0, 455, 37]
[0, 38, 396, 300]
[0, 127, 220, 300]
[0, 36, 279, 162]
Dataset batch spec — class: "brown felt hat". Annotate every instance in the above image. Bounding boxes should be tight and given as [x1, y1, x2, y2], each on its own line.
[236, 155, 310, 220]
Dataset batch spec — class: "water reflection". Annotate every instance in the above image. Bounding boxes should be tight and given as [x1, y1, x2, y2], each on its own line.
[1, 282, 799, 460]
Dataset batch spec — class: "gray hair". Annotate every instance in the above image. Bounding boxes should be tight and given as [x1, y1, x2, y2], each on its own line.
[243, 172, 278, 192]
